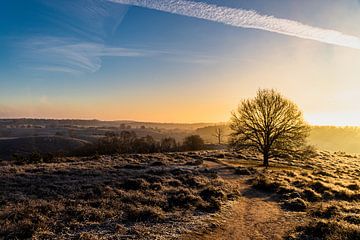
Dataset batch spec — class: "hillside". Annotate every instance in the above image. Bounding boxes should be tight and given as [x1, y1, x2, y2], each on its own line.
[0, 136, 89, 159]
[308, 126, 360, 153]
[195, 125, 360, 153]
[1, 150, 359, 239]
[0, 119, 212, 131]
[2, 119, 360, 155]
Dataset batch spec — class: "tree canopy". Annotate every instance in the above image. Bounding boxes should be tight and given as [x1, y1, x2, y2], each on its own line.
[229, 89, 310, 166]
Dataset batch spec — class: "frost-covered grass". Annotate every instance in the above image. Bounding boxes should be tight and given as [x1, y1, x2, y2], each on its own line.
[242, 151, 360, 240]
[0, 152, 239, 239]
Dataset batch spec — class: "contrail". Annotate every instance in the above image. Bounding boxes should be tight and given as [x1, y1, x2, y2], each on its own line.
[108, 0, 360, 50]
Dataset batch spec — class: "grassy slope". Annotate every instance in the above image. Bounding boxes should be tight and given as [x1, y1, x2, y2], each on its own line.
[0, 152, 239, 239]
[227, 151, 360, 240]
[0, 150, 359, 239]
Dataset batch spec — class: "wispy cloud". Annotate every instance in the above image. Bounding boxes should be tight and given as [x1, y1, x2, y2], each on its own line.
[108, 0, 360, 50]
[20, 37, 150, 73]
[19, 37, 232, 74]
[39, 0, 129, 41]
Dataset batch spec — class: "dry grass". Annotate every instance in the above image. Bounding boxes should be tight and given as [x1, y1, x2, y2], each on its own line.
[0, 152, 239, 239]
[239, 151, 360, 240]
[1, 149, 359, 239]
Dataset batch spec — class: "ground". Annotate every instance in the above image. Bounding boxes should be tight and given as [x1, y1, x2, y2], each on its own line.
[1, 150, 359, 239]
[183, 160, 307, 240]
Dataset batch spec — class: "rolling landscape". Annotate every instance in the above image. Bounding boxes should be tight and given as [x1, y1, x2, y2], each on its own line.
[1, 119, 360, 160]
[1, 0, 360, 239]
[0, 119, 359, 239]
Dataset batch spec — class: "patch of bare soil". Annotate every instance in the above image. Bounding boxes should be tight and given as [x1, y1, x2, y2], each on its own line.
[203, 150, 360, 240]
[184, 161, 306, 240]
[197, 187, 307, 240]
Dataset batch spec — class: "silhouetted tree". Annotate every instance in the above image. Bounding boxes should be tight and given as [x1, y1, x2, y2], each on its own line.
[229, 89, 310, 166]
[132, 135, 158, 153]
[213, 127, 224, 144]
[182, 135, 205, 151]
[97, 132, 121, 154]
[119, 131, 137, 152]
[160, 137, 178, 152]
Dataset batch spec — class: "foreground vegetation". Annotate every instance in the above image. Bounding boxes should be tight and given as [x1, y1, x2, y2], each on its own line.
[240, 151, 360, 239]
[0, 152, 239, 239]
[1, 149, 359, 239]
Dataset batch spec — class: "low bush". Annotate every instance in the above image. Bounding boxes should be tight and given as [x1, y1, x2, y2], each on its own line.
[123, 205, 165, 222]
[197, 197, 222, 213]
[182, 135, 205, 151]
[297, 220, 360, 240]
[185, 159, 204, 166]
[234, 167, 255, 175]
[302, 188, 322, 202]
[12, 152, 55, 165]
[166, 188, 203, 210]
[333, 189, 360, 201]
[251, 175, 280, 192]
[199, 187, 226, 201]
[283, 198, 308, 211]
[347, 183, 360, 191]
[121, 179, 149, 190]
[309, 181, 331, 193]
[281, 191, 302, 200]
[343, 215, 360, 225]
[310, 205, 339, 219]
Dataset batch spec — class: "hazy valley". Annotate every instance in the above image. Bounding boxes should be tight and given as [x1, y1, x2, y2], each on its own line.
[1, 119, 360, 160]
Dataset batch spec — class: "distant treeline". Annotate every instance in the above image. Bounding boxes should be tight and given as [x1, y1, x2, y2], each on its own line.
[73, 131, 207, 156]
[8, 132, 208, 165]
[0, 119, 211, 130]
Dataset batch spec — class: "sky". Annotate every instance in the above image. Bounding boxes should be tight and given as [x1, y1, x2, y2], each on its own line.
[0, 0, 360, 125]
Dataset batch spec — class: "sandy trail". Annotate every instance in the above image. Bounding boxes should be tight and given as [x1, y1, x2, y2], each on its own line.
[188, 161, 306, 240]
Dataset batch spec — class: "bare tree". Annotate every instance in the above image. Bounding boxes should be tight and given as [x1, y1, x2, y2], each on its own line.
[229, 89, 310, 166]
[160, 137, 178, 152]
[213, 127, 224, 144]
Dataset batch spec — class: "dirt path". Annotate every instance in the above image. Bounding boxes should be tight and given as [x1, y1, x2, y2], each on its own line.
[189, 161, 306, 240]
[199, 193, 305, 240]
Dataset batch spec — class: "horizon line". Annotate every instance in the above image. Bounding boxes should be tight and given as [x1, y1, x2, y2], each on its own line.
[0, 117, 359, 127]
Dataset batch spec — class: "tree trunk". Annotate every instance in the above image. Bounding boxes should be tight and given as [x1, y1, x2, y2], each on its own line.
[263, 152, 269, 167]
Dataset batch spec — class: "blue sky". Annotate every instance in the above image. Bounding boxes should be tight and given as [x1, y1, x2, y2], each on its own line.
[1, 0, 360, 124]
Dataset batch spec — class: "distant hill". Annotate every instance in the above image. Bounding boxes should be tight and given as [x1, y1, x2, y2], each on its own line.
[195, 125, 229, 143]
[308, 126, 360, 154]
[195, 125, 360, 153]
[0, 118, 213, 130]
[1, 119, 360, 155]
